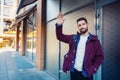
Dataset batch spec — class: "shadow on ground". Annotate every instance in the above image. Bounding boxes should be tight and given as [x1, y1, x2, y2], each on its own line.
[0, 48, 56, 80]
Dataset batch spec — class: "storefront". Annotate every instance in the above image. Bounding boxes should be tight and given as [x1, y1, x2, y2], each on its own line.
[14, 0, 46, 70]
[13, 4, 37, 63]
[25, 11, 36, 63]
[12, 0, 120, 80]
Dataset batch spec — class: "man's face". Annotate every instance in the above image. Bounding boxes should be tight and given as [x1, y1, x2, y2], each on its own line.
[77, 20, 88, 34]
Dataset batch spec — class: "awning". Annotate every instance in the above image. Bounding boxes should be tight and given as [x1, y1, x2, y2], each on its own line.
[16, 5, 36, 24]
[17, 0, 37, 13]
[10, 5, 37, 30]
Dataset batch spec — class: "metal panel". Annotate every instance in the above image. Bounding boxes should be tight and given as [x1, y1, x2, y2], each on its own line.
[46, 21, 59, 79]
[46, 0, 59, 21]
[46, 0, 60, 79]
[93, 8, 103, 80]
[97, 0, 119, 8]
[102, 1, 120, 80]
[47, 0, 94, 23]
[62, 0, 94, 14]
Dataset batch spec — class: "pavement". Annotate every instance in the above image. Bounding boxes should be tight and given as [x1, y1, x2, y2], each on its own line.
[0, 47, 56, 80]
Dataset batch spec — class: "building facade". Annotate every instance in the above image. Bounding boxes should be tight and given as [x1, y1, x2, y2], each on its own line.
[0, 0, 17, 47]
[13, 0, 120, 80]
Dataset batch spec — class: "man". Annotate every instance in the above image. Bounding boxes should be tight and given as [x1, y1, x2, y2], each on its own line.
[55, 13, 104, 80]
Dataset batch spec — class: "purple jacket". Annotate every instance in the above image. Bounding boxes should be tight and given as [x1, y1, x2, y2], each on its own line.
[55, 24, 104, 77]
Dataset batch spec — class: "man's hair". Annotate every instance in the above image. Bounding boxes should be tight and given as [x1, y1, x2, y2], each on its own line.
[76, 17, 88, 23]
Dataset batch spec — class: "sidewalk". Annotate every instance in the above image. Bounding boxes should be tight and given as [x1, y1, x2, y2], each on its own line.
[0, 47, 56, 80]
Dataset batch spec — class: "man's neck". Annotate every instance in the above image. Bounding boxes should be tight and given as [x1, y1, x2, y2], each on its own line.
[81, 32, 89, 37]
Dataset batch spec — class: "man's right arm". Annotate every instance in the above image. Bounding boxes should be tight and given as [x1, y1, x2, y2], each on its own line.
[55, 13, 73, 43]
[55, 23, 72, 43]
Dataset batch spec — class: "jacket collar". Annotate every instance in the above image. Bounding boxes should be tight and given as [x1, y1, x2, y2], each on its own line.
[88, 33, 98, 41]
[77, 32, 98, 41]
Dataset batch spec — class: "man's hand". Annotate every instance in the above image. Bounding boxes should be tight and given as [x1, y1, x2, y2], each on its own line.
[57, 13, 64, 25]
[82, 70, 88, 77]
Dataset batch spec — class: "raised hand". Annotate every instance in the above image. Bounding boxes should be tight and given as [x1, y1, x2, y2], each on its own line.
[57, 13, 65, 25]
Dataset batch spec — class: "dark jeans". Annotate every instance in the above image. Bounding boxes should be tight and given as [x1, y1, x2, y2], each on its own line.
[70, 69, 89, 80]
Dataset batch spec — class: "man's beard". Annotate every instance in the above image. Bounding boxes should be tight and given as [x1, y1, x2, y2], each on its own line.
[80, 28, 88, 34]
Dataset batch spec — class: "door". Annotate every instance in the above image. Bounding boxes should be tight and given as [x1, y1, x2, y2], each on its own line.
[102, 1, 120, 80]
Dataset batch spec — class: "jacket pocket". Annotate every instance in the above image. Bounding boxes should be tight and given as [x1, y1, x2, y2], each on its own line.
[62, 53, 73, 73]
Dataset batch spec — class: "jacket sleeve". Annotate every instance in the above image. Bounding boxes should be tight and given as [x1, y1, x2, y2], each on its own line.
[87, 39, 104, 77]
[55, 23, 73, 43]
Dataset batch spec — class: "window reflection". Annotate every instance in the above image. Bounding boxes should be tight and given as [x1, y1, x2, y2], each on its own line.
[26, 11, 36, 63]
[4, 0, 13, 6]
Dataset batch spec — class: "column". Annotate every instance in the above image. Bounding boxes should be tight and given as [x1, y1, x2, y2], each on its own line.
[36, 0, 46, 70]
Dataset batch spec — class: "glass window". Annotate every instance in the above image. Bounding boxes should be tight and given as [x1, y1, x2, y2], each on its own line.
[4, 0, 13, 6]
[25, 11, 36, 63]
[0, 6, 1, 15]
[3, 7, 11, 17]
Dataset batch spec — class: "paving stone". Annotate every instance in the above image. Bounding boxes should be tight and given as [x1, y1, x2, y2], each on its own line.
[0, 48, 56, 80]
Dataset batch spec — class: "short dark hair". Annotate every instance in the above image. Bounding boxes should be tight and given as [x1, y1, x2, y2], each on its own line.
[76, 17, 88, 23]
